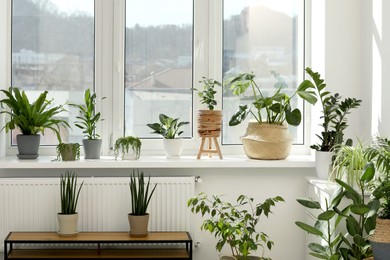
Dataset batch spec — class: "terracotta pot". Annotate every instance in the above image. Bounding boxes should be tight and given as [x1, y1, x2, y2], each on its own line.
[241, 122, 292, 160]
[197, 110, 222, 137]
[128, 214, 149, 237]
[57, 213, 78, 237]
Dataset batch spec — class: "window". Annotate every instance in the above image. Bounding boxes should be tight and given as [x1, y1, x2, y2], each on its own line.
[222, 0, 305, 145]
[124, 0, 193, 138]
[11, 0, 94, 145]
[4, 0, 306, 155]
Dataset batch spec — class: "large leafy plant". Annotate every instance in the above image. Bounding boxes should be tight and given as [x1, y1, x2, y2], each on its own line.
[129, 170, 157, 216]
[59, 171, 84, 215]
[0, 87, 69, 142]
[226, 72, 316, 127]
[147, 113, 189, 139]
[188, 193, 284, 260]
[192, 77, 222, 110]
[298, 68, 362, 151]
[69, 89, 105, 140]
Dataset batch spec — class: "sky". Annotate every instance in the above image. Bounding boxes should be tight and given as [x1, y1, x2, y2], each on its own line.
[49, 0, 299, 27]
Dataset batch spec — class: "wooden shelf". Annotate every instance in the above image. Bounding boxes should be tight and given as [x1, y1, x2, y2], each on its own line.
[4, 232, 192, 260]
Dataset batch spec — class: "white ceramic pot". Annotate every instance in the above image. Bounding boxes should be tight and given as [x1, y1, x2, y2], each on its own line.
[163, 139, 183, 158]
[57, 213, 79, 237]
[315, 151, 334, 179]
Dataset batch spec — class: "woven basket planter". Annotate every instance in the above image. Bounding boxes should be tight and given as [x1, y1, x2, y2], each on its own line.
[197, 110, 222, 137]
[370, 218, 390, 260]
[241, 122, 292, 160]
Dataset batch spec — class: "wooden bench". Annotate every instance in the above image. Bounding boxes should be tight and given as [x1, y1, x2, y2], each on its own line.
[4, 231, 192, 259]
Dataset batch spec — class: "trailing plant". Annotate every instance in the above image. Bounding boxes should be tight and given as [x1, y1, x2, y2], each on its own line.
[146, 113, 189, 139]
[188, 193, 284, 260]
[59, 171, 84, 215]
[192, 77, 222, 110]
[129, 170, 157, 215]
[114, 136, 141, 160]
[331, 141, 368, 189]
[0, 87, 70, 142]
[56, 143, 81, 161]
[225, 71, 316, 127]
[296, 163, 380, 260]
[298, 68, 362, 151]
[69, 89, 105, 140]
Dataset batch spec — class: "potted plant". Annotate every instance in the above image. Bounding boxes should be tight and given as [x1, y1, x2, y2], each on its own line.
[225, 71, 316, 160]
[298, 68, 362, 179]
[114, 136, 141, 160]
[128, 170, 157, 237]
[56, 143, 81, 161]
[188, 193, 284, 260]
[0, 87, 70, 159]
[193, 77, 223, 159]
[69, 89, 105, 159]
[58, 171, 84, 237]
[146, 113, 189, 158]
[365, 137, 390, 259]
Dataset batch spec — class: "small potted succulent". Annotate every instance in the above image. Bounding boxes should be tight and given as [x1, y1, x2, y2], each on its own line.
[69, 89, 105, 159]
[188, 193, 284, 260]
[225, 71, 316, 160]
[298, 67, 362, 179]
[56, 143, 81, 161]
[128, 170, 157, 237]
[57, 171, 84, 237]
[114, 136, 141, 160]
[0, 87, 69, 159]
[146, 113, 189, 158]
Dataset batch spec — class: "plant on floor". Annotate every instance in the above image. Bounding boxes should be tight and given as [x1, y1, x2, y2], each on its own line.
[146, 113, 189, 139]
[69, 88, 105, 140]
[129, 170, 157, 215]
[225, 71, 316, 127]
[114, 136, 142, 160]
[188, 193, 284, 260]
[59, 171, 84, 215]
[192, 77, 222, 110]
[298, 68, 362, 151]
[0, 87, 69, 142]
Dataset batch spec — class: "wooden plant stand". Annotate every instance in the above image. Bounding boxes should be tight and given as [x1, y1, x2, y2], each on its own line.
[197, 137, 223, 159]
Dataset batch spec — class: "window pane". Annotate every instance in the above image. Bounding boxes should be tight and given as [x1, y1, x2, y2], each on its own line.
[125, 0, 193, 138]
[223, 0, 304, 145]
[12, 0, 94, 145]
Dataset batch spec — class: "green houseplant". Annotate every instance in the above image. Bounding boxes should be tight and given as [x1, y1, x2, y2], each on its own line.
[114, 136, 141, 160]
[193, 77, 223, 159]
[188, 193, 284, 260]
[0, 87, 69, 159]
[56, 143, 81, 161]
[58, 171, 84, 237]
[298, 68, 362, 179]
[69, 89, 105, 159]
[225, 71, 316, 159]
[128, 170, 157, 237]
[147, 113, 189, 158]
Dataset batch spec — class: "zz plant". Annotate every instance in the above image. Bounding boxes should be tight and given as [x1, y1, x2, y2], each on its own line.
[129, 170, 157, 215]
[188, 193, 284, 260]
[59, 171, 84, 215]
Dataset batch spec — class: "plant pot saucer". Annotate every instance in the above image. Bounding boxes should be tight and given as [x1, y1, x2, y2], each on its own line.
[57, 231, 79, 237]
[17, 154, 39, 159]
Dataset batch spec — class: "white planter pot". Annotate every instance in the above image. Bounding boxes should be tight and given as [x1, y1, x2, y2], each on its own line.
[163, 139, 183, 158]
[57, 213, 78, 237]
[315, 151, 334, 179]
[121, 149, 138, 160]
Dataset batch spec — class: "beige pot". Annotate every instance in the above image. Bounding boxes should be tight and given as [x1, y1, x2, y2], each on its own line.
[128, 214, 149, 237]
[197, 110, 222, 137]
[241, 122, 292, 160]
[57, 213, 78, 237]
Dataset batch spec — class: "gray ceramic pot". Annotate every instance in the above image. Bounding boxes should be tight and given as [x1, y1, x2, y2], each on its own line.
[82, 139, 102, 159]
[16, 134, 40, 159]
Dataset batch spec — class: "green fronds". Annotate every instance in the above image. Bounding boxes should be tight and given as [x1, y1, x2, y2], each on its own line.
[129, 170, 157, 215]
[59, 171, 84, 214]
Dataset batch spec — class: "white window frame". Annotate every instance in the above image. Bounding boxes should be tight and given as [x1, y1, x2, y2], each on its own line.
[1, 0, 311, 157]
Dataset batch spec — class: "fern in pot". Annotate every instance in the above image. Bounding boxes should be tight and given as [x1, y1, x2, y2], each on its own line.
[128, 170, 157, 237]
[57, 171, 84, 237]
[56, 143, 81, 161]
[114, 136, 141, 160]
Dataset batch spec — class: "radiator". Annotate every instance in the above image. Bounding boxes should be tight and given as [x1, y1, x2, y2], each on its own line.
[0, 176, 196, 249]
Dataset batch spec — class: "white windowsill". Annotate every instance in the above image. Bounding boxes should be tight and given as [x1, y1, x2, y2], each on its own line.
[0, 155, 315, 169]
